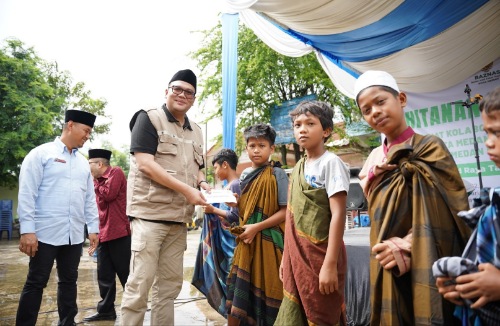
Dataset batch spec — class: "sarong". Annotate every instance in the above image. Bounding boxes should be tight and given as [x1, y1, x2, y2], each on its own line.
[226, 165, 284, 326]
[275, 158, 347, 326]
[368, 134, 471, 325]
[192, 202, 236, 317]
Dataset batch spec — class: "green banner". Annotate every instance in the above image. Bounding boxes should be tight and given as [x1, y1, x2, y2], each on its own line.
[456, 161, 500, 177]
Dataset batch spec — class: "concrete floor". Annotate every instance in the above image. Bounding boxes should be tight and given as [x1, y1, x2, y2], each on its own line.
[0, 229, 227, 326]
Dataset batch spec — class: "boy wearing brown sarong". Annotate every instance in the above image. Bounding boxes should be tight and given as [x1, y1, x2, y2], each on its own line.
[356, 70, 471, 325]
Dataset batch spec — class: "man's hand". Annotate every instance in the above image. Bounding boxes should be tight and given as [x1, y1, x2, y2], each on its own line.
[199, 182, 211, 192]
[88, 233, 99, 256]
[88, 246, 96, 256]
[185, 187, 208, 206]
[19, 233, 38, 257]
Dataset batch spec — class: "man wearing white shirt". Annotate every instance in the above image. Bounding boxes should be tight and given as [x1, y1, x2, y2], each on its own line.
[16, 110, 100, 326]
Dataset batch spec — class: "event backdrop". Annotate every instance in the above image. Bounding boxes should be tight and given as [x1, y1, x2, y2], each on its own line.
[406, 59, 500, 196]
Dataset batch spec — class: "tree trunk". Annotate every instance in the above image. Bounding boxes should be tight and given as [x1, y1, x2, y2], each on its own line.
[293, 143, 301, 163]
[280, 145, 287, 166]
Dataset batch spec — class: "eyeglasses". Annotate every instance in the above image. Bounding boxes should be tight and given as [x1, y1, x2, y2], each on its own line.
[169, 85, 196, 99]
[88, 161, 99, 165]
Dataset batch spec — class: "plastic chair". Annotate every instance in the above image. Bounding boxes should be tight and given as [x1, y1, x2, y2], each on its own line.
[0, 210, 13, 240]
[0, 200, 12, 211]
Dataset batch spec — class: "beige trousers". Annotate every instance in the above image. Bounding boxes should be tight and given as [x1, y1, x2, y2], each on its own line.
[120, 218, 186, 325]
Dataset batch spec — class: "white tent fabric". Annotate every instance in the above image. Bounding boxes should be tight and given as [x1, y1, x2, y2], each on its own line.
[239, 10, 312, 57]
[221, 0, 500, 98]
[217, 0, 500, 195]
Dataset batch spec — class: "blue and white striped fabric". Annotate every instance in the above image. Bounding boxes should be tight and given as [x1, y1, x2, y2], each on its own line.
[220, 0, 500, 98]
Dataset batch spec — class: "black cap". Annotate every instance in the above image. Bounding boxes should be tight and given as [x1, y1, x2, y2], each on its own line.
[88, 149, 112, 160]
[169, 69, 197, 92]
[65, 110, 96, 128]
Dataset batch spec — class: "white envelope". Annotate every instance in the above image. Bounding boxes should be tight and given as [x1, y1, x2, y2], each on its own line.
[202, 189, 237, 204]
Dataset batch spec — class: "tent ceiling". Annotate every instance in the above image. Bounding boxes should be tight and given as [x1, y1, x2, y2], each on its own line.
[221, 0, 500, 97]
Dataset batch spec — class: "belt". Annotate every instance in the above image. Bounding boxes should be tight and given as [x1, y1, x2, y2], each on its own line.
[128, 216, 184, 225]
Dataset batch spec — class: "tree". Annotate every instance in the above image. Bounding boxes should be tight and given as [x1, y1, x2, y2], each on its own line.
[0, 39, 110, 188]
[99, 140, 130, 177]
[191, 23, 362, 156]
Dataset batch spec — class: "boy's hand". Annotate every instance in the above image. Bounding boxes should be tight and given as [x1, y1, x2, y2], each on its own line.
[226, 193, 239, 207]
[436, 276, 463, 306]
[203, 204, 215, 214]
[238, 223, 258, 244]
[373, 162, 397, 176]
[372, 242, 397, 270]
[455, 263, 500, 308]
[319, 263, 338, 295]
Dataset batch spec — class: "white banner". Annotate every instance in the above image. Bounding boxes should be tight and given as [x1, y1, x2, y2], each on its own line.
[406, 58, 500, 199]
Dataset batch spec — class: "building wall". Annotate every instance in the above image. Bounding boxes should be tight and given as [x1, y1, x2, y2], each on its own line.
[0, 186, 19, 220]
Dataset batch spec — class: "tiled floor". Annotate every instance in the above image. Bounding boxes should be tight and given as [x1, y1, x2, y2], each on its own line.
[0, 229, 226, 326]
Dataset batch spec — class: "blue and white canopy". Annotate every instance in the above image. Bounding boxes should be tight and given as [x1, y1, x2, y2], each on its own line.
[217, 0, 500, 191]
[220, 0, 499, 98]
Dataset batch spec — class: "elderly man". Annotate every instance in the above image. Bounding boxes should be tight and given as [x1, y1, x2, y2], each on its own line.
[83, 148, 130, 322]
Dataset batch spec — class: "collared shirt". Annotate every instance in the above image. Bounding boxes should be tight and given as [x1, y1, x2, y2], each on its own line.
[94, 165, 130, 242]
[17, 137, 99, 245]
[163, 103, 193, 131]
[382, 127, 416, 156]
[367, 127, 416, 181]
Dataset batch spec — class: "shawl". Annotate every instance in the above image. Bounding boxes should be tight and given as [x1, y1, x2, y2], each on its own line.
[226, 164, 285, 326]
[275, 158, 347, 326]
[368, 134, 471, 325]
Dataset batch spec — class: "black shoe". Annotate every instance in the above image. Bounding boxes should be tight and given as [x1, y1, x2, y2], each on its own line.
[82, 311, 117, 322]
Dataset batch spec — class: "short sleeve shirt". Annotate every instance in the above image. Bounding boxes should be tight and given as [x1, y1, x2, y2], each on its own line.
[304, 151, 350, 197]
[129, 104, 204, 168]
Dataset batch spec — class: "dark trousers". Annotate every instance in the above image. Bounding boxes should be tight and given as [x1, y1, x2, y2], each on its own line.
[96, 235, 131, 313]
[16, 241, 82, 326]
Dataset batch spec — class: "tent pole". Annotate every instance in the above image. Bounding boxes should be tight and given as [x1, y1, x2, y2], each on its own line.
[222, 13, 239, 151]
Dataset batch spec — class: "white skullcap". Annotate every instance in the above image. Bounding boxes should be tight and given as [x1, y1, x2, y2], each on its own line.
[354, 70, 400, 100]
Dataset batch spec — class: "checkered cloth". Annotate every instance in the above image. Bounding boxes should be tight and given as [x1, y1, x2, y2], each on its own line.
[432, 191, 500, 325]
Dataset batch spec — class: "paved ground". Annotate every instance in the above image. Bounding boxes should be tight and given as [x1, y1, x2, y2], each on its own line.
[0, 228, 227, 326]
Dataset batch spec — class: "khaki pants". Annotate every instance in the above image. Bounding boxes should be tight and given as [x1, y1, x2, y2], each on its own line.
[120, 218, 186, 325]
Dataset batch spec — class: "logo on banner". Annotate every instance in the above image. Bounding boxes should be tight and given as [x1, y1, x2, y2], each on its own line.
[405, 58, 500, 193]
[471, 62, 499, 86]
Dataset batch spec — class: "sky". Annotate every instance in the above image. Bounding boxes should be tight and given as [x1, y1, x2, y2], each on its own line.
[0, 0, 222, 152]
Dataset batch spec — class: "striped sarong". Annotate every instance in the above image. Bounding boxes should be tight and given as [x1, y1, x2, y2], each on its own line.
[226, 164, 284, 326]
